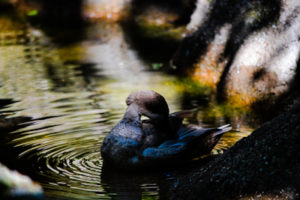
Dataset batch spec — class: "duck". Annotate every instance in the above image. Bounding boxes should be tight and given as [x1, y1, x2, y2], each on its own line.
[101, 90, 231, 170]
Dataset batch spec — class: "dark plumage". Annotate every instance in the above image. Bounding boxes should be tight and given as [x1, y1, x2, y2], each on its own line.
[101, 90, 231, 170]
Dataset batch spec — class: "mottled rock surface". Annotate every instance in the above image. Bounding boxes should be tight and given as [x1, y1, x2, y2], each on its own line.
[169, 103, 300, 199]
[173, 0, 300, 107]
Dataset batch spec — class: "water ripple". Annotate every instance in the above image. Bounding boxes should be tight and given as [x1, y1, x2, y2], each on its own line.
[4, 93, 112, 199]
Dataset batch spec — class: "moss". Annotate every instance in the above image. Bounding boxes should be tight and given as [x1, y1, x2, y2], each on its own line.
[202, 102, 250, 121]
[136, 22, 185, 41]
[169, 78, 213, 97]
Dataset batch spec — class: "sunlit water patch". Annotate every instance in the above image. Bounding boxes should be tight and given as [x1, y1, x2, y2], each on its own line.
[0, 11, 253, 200]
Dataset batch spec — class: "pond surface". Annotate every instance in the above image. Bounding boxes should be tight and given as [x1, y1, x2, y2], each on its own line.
[0, 9, 254, 200]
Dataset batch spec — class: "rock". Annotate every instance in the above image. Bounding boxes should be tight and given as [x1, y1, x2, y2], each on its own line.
[168, 103, 300, 199]
[0, 163, 44, 200]
[172, 0, 300, 108]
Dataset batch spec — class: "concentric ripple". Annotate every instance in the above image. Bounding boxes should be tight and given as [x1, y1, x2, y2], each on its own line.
[7, 94, 112, 199]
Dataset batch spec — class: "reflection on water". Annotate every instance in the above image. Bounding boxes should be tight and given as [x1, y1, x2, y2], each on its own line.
[0, 9, 252, 200]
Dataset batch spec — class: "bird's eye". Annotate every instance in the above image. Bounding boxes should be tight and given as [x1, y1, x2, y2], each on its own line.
[141, 115, 151, 122]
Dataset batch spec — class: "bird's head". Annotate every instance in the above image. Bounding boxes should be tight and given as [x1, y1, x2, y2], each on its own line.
[125, 90, 169, 122]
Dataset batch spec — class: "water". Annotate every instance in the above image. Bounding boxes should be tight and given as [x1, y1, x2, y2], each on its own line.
[0, 9, 253, 200]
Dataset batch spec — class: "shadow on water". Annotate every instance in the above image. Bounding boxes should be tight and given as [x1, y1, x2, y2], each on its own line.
[121, 21, 180, 67]
[0, 99, 33, 172]
[121, 0, 196, 67]
[101, 168, 164, 200]
[28, 0, 86, 44]
[100, 155, 217, 200]
[64, 61, 106, 85]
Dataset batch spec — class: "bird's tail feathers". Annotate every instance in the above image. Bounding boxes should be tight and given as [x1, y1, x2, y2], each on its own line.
[213, 124, 232, 136]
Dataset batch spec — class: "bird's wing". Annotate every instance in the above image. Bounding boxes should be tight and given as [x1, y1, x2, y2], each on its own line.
[142, 140, 186, 160]
[169, 109, 197, 119]
[141, 124, 232, 160]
